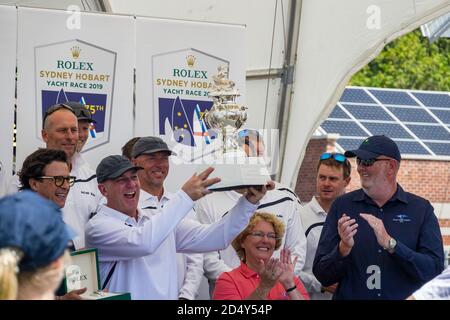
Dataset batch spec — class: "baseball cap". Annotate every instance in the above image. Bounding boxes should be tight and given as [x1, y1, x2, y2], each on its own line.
[131, 136, 176, 158]
[63, 101, 97, 124]
[96, 155, 143, 183]
[0, 191, 73, 271]
[344, 135, 401, 162]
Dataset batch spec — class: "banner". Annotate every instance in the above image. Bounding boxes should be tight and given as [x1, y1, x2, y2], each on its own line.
[152, 48, 227, 148]
[0, 5, 17, 183]
[135, 17, 246, 189]
[35, 39, 116, 151]
[16, 7, 134, 169]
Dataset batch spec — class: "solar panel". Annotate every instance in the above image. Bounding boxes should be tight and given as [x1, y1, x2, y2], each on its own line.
[362, 122, 413, 139]
[335, 138, 362, 152]
[321, 87, 450, 159]
[394, 140, 430, 155]
[342, 104, 394, 121]
[340, 88, 375, 104]
[428, 109, 450, 124]
[387, 107, 437, 123]
[412, 92, 450, 108]
[320, 120, 367, 137]
[424, 142, 450, 156]
[406, 124, 450, 140]
[329, 105, 350, 119]
[369, 89, 419, 106]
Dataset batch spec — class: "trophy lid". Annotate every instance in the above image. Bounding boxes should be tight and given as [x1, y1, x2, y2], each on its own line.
[208, 65, 241, 97]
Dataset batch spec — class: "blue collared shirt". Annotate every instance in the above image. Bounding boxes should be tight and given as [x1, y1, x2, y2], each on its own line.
[313, 185, 444, 300]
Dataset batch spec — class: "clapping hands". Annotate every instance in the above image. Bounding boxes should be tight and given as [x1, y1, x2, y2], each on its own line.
[257, 248, 297, 290]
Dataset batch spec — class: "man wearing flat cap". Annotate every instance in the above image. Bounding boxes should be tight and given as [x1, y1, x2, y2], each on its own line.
[86, 148, 274, 300]
[313, 135, 444, 300]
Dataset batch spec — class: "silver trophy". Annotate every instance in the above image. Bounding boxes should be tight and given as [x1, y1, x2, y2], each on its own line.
[204, 65, 247, 154]
[202, 65, 271, 191]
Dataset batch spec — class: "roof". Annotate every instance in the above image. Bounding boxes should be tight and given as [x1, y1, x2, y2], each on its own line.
[318, 87, 450, 160]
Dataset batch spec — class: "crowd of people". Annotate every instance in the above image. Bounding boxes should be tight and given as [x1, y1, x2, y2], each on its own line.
[0, 102, 448, 300]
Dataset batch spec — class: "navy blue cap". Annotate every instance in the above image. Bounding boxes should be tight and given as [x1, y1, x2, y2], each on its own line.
[345, 135, 401, 162]
[96, 155, 143, 183]
[0, 191, 72, 271]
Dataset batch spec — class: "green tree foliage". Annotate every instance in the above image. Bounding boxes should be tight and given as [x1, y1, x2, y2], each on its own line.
[350, 29, 450, 91]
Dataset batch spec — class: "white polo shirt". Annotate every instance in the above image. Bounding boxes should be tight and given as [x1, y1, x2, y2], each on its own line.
[85, 190, 258, 300]
[139, 190, 203, 300]
[299, 196, 332, 300]
[176, 248, 203, 300]
[64, 153, 102, 249]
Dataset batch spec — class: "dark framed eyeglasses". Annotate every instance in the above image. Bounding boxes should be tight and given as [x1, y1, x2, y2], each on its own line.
[248, 231, 280, 240]
[42, 104, 75, 128]
[356, 158, 391, 167]
[37, 175, 76, 187]
[320, 153, 346, 163]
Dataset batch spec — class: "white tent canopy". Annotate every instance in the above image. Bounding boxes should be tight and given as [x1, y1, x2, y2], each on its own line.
[2, 0, 449, 188]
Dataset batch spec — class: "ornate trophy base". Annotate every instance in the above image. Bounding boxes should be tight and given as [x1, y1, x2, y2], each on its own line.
[198, 153, 271, 191]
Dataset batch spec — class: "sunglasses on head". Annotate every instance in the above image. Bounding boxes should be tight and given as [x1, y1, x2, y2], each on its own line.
[356, 158, 391, 167]
[320, 153, 346, 163]
[42, 104, 75, 128]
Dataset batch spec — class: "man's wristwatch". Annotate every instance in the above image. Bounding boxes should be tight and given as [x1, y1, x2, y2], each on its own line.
[385, 237, 397, 253]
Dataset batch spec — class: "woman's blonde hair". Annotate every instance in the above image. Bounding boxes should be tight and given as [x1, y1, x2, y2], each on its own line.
[231, 212, 285, 261]
[0, 247, 70, 300]
[0, 248, 23, 300]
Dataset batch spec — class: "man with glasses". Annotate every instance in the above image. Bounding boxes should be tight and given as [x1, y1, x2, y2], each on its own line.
[19, 149, 73, 208]
[313, 135, 444, 299]
[196, 129, 307, 297]
[18, 148, 88, 299]
[299, 152, 351, 299]
[8, 103, 102, 249]
[44, 103, 103, 250]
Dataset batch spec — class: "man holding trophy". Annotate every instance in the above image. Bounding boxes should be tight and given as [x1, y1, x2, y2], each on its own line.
[85, 65, 284, 300]
[86, 150, 273, 299]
